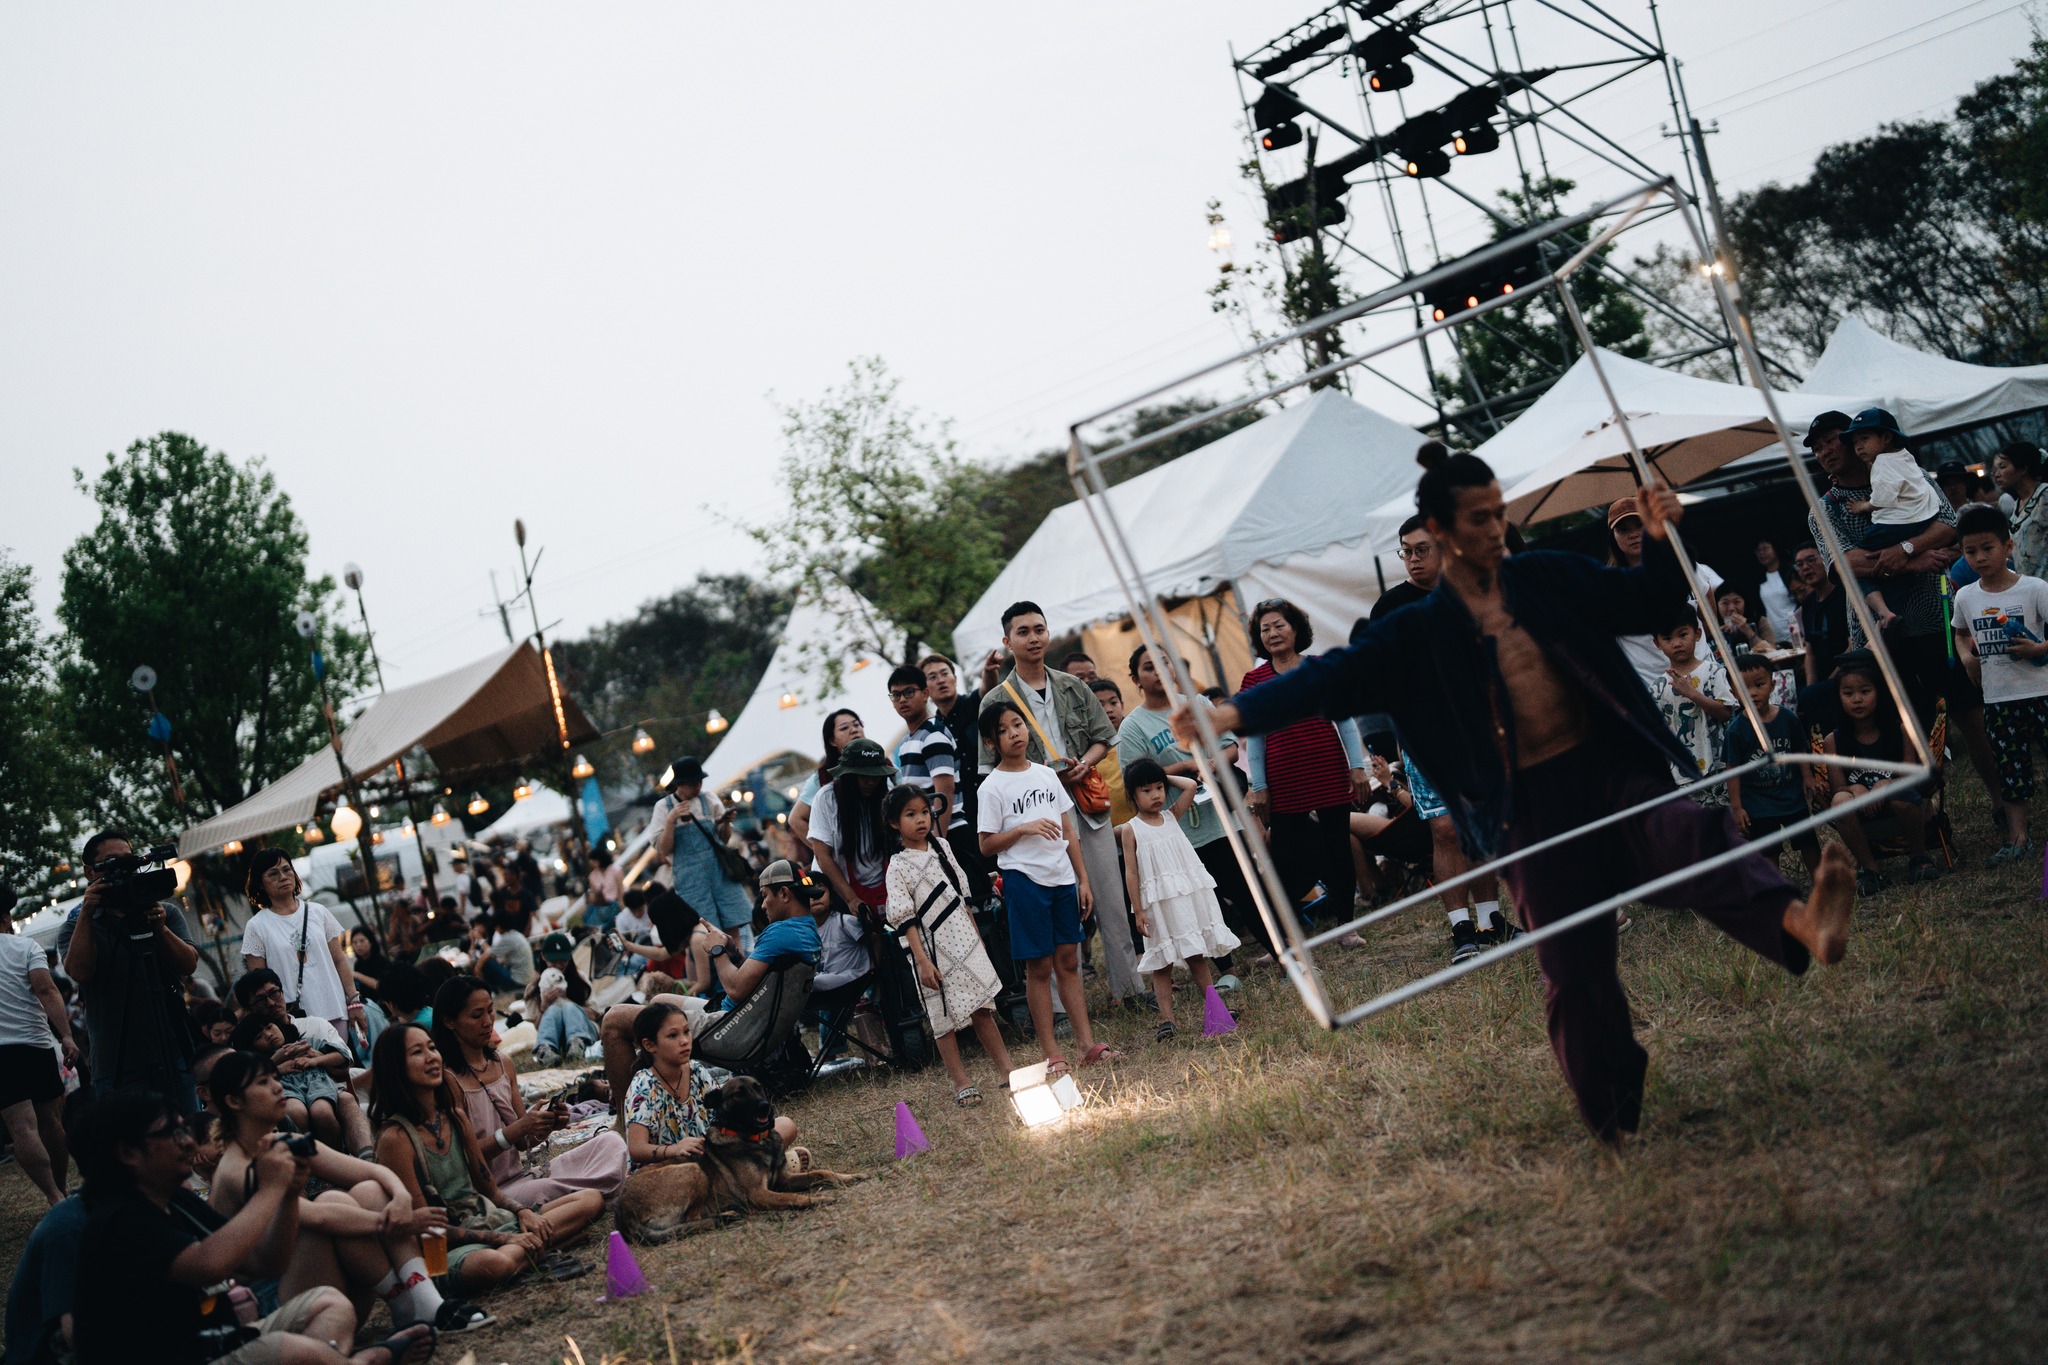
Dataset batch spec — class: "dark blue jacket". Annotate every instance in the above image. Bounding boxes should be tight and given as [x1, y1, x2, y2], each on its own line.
[1233, 543, 1694, 859]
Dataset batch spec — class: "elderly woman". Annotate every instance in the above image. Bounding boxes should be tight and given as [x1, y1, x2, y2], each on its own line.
[1993, 441, 2048, 579]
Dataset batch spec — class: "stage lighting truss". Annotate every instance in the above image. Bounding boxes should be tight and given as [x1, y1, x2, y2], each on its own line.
[1232, 0, 1748, 438]
[1064, 175, 1934, 1031]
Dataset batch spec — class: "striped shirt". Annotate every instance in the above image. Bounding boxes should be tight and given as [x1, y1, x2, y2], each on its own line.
[895, 716, 966, 830]
[1240, 660, 1356, 813]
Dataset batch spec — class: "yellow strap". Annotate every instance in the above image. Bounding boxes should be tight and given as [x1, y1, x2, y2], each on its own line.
[1000, 677, 1069, 764]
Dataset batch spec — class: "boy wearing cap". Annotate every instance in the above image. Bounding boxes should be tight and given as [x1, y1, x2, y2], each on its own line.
[1839, 407, 1943, 632]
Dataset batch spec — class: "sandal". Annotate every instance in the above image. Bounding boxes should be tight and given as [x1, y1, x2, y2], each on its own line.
[1045, 1059, 1070, 1080]
[1079, 1043, 1124, 1066]
[433, 1301, 494, 1333]
[955, 1086, 984, 1107]
[1154, 1021, 1177, 1043]
[539, 1251, 588, 1282]
[368, 1323, 438, 1365]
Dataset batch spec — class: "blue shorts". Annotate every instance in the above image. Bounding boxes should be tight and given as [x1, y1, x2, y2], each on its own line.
[1403, 753, 1447, 821]
[1003, 872, 1083, 961]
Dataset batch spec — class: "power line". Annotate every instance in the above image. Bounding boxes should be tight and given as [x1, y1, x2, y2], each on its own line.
[1706, 3, 2030, 120]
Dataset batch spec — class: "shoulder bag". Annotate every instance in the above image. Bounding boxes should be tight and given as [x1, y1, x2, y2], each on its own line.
[686, 799, 757, 891]
[1001, 678, 1111, 815]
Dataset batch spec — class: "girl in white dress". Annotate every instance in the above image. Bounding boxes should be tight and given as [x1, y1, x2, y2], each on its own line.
[1119, 760, 1241, 1042]
[883, 787, 1015, 1106]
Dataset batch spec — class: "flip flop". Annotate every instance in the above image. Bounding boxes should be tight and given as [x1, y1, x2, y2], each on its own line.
[1045, 1058, 1071, 1080]
[955, 1086, 984, 1107]
[1079, 1043, 1123, 1066]
[369, 1324, 438, 1365]
[433, 1301, 494, 1333]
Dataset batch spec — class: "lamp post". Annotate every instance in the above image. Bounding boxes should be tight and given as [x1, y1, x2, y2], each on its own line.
[296, 610, 380, 935]
[340, 564, 438, 908]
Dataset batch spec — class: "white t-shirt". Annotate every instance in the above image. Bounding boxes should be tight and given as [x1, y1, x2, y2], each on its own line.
[976, 761, 1076, 887]
[807, 783, 893, 887]
[1869, 451, 1941, 525]
[1757, 571, 1797, 640]
[0, 935, 54, 1048]
[1954, 576, 2048, 704]
[614, 906, 656, 942]
[242, 900, 350, 1022]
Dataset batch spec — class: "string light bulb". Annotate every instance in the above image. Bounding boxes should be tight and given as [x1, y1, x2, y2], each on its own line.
[704, 709, 728, 735]
[430, 802, 450, 825]
[303, 823, 326, 844]
[222, 839, 244, 856]
[467, 792, 490, 816]
[513, 777, 534, 801]
[571, 753, 595, 780]
[631, 728, 655, 754]
[777, 691, 799, 710]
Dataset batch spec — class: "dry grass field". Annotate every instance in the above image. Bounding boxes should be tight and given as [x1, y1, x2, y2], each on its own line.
[3, 790, 2043, 1364]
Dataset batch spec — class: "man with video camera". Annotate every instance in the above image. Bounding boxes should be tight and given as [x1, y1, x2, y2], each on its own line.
[58, 830, 202, 1114]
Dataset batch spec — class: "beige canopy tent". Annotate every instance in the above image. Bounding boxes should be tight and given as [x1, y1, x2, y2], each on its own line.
[177, 642, 598, 858]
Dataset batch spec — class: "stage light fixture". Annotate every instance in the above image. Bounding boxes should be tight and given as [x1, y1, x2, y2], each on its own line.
[1403, 148, 1450, 178]
[1454, 123, 1500, 156]
[1261, 120, 1303, 151]
[1420, 241, 1549, 321]
[1252, 24, 1347, 79]
[1252, 84, 1305, 132]
[1370, 60, 1415, 93]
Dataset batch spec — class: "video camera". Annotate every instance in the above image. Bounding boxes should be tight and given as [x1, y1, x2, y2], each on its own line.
[90, 843, 180, 919]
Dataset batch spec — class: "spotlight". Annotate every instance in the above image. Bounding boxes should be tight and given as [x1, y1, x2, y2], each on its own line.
[1403, 148, 1450, 178]
[1369, 60, 1414, 93]
[1252, 84, 1305, 132]
[1454, 123, 1500, 156]
[1261, 120, 1303, 151]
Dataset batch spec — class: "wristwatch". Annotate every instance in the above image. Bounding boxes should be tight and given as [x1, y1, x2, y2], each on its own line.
[1901, 539, 1916, 558]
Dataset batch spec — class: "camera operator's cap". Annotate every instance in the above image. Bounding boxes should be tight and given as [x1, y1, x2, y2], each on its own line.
[665, 756, 706, 789]
[757, 859, 824, 899]
[831, 737, 895, 779]
[1606, 496, 1641, 529]
[1842, 407, 1904, 441]
[1801, 409, 1853, 448]
[538, 930, 575, 962]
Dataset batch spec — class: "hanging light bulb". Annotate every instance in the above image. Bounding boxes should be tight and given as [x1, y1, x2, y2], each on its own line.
[777, 691, 799, 710]
[222, 839, 244, 855]
[330, 798, 363, 843]
[631, 728, 655, 754]
[571, 753, 595, 780]
[512, 777, 533, 801]
[303, 823, 326, 845]
[704, 709, 728, 735]
[467, 792, 491, 816]
[370, 830, 385, 845]
[401, 818, 416, 839]
[850, 658, 871, 671]
[430, 802, 450, 825]
[367, 805, 382, 819]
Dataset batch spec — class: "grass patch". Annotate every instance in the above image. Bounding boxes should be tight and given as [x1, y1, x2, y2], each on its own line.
[2, 784, 2043, 1362]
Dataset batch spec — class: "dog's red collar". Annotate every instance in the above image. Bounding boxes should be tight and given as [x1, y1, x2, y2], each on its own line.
[711, 1125, 774, 1143]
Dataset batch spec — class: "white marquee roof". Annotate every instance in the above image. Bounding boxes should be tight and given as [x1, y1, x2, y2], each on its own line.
[1801, 316, 2048, 437]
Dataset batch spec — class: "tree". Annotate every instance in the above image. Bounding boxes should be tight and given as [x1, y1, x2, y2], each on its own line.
[1725, 36, 2048, 369]
[0, 551, 91, 895]
[58, 433, 370, 837]
[744, 358, 1005, 677]
[555, 574, 785, 784]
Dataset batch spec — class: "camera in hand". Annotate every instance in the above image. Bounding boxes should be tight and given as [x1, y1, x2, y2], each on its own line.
[91, 844, 179, 918]
[281, 1131, 317, 1158]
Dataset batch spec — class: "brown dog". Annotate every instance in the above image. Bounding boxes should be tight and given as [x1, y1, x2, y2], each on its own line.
[616, 1075, 862, 1244]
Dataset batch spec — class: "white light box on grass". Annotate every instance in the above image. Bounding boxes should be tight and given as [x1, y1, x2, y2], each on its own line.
[1008, 1061, 1084, 1128]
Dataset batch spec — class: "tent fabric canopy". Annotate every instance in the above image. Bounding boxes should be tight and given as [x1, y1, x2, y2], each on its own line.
[1500, 413, 1783, 526]
[952, 389, 1426, 661]
[701, 588, 905, 793]
[177, 642, 597, 857]
[1800, 315, 2048, 437]
[1363, 349, 1869, 542]
[478, 784, 577, 840]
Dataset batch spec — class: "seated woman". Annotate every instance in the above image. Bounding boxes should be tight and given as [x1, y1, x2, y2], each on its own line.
[621, 1002, 797, 1172]
[431, 976, 630, 1208]
[371, 1024, 599, 1297]
[229, 1011, 346, 1149]
[207, 1048, 493, 1333]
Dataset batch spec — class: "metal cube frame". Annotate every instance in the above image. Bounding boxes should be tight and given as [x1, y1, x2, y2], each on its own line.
[1063, 174, 1933, 1030]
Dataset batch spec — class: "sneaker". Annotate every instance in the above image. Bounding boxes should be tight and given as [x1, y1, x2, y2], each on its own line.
[1986, 840, 2033, 868]
[1450, 920, 1481, 964]
[1213, 974, 1242, 993]
[1478, 914, 1522, 947]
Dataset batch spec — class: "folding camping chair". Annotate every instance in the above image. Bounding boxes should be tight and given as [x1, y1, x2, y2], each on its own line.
[695, 959, 817, 1097]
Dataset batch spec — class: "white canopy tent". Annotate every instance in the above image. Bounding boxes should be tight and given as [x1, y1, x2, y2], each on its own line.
[477, 785, 577, 840]
[699, 588, 905, 794]
[1801, 315, 2048, 436]
[177, 642, 598, 858]
[1362, 349, 1870, 542]
[952, 388, 1427, 664]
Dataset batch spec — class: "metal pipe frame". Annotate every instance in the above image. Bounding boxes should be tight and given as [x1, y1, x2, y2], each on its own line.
[1064, 172, 1932, 1031]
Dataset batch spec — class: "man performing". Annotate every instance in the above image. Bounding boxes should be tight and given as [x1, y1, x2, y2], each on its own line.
[1177, 454, 1855, 1142]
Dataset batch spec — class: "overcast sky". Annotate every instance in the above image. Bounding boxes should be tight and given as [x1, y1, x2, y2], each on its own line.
[2, 1, 2037, 693]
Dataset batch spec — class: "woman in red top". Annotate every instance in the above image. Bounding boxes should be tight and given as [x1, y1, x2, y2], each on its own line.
[1241, 599, 1370, 918]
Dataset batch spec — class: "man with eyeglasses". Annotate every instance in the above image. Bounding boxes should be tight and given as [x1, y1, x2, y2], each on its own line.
[57, 830, 202, 1114]
[888, 666, 964, 842]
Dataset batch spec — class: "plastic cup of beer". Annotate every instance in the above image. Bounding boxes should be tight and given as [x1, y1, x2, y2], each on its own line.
[421, 1227, 448, 1278]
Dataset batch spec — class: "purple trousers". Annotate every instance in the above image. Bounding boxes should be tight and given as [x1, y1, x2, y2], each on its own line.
[1501, 741, 1806, 1142]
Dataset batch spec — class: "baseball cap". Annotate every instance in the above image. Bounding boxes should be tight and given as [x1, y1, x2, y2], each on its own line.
[757, 859, 824, 899]
[1606, 496, 1641, 529]
[1801, 410, 1853, 449]
[831, 737, 896, 779]
[538, 931, 575, 962]
[1841, 407, 1905, 441]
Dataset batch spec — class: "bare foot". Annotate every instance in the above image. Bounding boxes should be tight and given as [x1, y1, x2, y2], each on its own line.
[1784, 841, 1854, 965]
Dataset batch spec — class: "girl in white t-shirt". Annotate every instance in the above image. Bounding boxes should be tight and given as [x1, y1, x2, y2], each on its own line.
[241, 848, 362, 1036]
